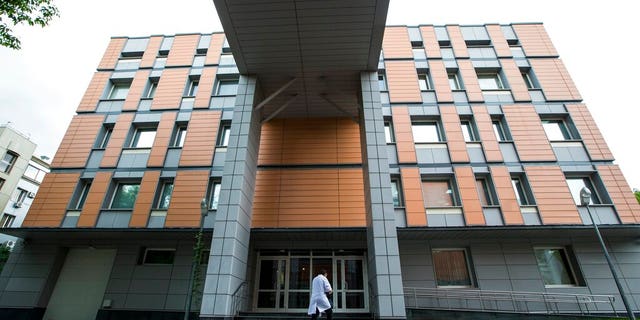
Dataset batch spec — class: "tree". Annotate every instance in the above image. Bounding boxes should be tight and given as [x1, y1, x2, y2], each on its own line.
[1, 0, 59, 50]
[634, 189, 640, 204]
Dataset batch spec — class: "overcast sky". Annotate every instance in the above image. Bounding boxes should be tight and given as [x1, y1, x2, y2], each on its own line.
[1, 0, 638, 189]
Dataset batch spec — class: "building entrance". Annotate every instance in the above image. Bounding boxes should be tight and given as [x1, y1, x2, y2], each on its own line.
[254, 250, 368, 313]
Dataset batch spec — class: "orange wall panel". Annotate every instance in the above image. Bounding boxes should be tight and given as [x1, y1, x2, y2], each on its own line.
[385, 60, 422, 103]
[77, 171, 113, 227]
[151, 68, 190, 110]
[457, 60, 483, 102]
[500, 58, 531, 102]
[490, 166, 523, 225]
[123, 70, 151, 111]
[77, 72, 111, 112]
[503, 105, 556, 162]
[382, 27, 413, 59]
[205, 33, 225, 65]
[140, 36, 163, 68]
[392, 107, 417, 164]
[446, 25, 469, 58]
[166, 34, 200, 67]
[338, 169, 366, 227]
[566, 104, 614, 161]
[529, 58, 581, 101]
[252, 170, 281, 227]
[22, 173, 80, 227]
[179, 110, 221, 167]
[165, 170, 210, 227]
[471, 105, 503, 162]
[52, 114, 105, 169]
[512, 24, 558, 57]
[525, 166, 581, 224]
[419, 26, 441, 58]
[194, 67, 218, 108]
[101, 113, 134, 168]
[440, 105, 469, 163]
[428, 60, 453, 102]
[401, 167, 426, 226]
[597, 165, 640, 224]
[98, 38, 126, 70]
[455, 166, 485, 225]
[129, 170, 161, 227]
[147, 112, 177, 167]
[486, 24, 511, 57]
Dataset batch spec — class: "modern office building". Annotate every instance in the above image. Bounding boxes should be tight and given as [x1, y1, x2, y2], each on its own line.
[1, 1, 639, 320]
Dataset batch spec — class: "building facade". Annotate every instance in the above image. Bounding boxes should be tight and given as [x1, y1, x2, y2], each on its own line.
[0, 5, 639, 320]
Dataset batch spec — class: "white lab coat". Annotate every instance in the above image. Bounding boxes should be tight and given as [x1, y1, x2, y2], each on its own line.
[307, 274, 332, 315]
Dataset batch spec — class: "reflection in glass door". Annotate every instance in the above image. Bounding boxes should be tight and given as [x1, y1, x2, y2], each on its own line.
[256, 258, 286, 309]
[335, 258, 366, 310]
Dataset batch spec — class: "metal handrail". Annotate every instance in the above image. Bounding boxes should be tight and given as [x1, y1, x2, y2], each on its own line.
[231, 281, 248, 315]
[404, 287, 619, 317]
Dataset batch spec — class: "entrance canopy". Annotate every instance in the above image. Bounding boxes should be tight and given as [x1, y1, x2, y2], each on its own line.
[213, 0, 390, 119]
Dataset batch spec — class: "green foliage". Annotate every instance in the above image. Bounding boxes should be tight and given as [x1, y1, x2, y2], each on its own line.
[0, 245, 11, 273]
[634, 190, 640, 204]
[1, 0, 59, 50]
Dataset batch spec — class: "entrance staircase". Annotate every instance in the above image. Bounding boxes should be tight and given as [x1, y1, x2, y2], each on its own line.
[235, 312, 373, 320]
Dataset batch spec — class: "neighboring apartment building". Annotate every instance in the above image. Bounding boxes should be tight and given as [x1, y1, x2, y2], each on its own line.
[0, 155, 50, 248]
[1, 2, 639, 320]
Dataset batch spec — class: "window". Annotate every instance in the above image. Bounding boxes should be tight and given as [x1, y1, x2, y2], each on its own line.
[142, 248, 176, 264]
[115, 58, 141, 70]
[217, 125, 231, 147]
[423, 179, 457, 207]
[542, 119, 573, 141]
[209, 181, 222, 210]
[155, 181, 174, 209]
[475, 177, 497, 206]
[144, 79, 158, 98]
[1, 214, 16, 228]
[511, 176, 534, 206]
[391, 178, 403, 207]
[107, 82, 130, 100]
[14, 188, 28, 205]
[412, 122, 442, 143]
[492, 118, 510, 141]
[534, 248, 580, 286]
[432, 249, 474, 287]
[448, 72, 462, 90]
[172, 125, 187, 147]
[378, 72, 387, 91]
[215, 79, 238, 96]
[384, 121, 394, 143]
[521, 68, 537, 89]
[460, 120, 478, 142]
[0, 178, 5, 190]
[1, 151, 18, 173]
[97, 126, 113, 149]
[418, 73, 432, 91]
[477, 73, 505, 90]
[73, 181, 92, 210]
[24, 164, 46, 183]
[110, 183, 140, 209]
[130, 128, 157, 148]
[186, 77, 199, 97]
[566, 177, 600, 205]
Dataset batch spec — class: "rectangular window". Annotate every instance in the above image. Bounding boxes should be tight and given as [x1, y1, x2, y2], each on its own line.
[186, 77, 199, 97]
[521, 68, 537, 89]
[1, 151, 18, 173]
[511, 176, 534, 206]
[492, 118, 510, 141]
[418, 73, 432, 91]
[97, 126, 113, 149]
[215, 79, 239, 96]
[534, 248, 579, 286]
[0, 178, 5, 190]
[107, 82, 131, 100]
[14, 188, 29, 205]
[24, 164, 46, 183]
[542, 119, 573, 141]
[477, 73, 505, 90]
[110, 183, 140, 209]
[475, 177, 497, 206]
[217, 125, 231, 147]
[460, 120, 478, 142]
[130, 128, 157, 148]
[423, 179, 457, 207]
[432, 249, 473, 287]
[378, 73, 387, 91]
[142, 248, 176, 264]
[144, 79, 158, 98]
[391, 178, 403, 207]
[566, 177, 600, 205]
[1, 214, 16, 228]
[155, 181, 174, 209]
[73, 181, 92, 210]
[384, 121, 394, 143]
[209, 181, 222, 210]
[448, 72, 462, 90]
[172, 125, 187, 147]
[411, 122, 442, 143]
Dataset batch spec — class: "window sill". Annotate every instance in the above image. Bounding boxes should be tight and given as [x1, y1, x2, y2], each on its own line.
[544, 284, 582, 288]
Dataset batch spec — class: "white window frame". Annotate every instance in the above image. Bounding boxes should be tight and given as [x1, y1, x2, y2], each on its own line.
[418, 73, 432, 91]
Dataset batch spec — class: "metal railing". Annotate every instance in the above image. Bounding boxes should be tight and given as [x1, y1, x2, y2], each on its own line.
[231, 281, 248, 316]
[404, 287, 619, 317]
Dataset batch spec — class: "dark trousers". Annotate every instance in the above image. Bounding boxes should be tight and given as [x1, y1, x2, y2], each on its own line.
[311, 307, 332, 320]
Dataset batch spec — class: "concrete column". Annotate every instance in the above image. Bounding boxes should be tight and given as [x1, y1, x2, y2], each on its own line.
[360, 71, 406, 319]
[200, 75, 260, 319]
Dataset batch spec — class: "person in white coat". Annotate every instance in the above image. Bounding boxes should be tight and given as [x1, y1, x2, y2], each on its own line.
[307, 269, 333, 319]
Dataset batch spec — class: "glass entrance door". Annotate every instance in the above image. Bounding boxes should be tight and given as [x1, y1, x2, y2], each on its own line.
[256, 258, 286, 310]
[334, 258, 366, 311]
